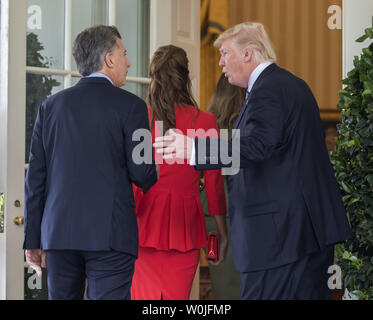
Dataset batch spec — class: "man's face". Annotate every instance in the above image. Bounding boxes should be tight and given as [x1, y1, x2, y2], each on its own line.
[111, 38, 131, 87]
[219, 38, 249, 88]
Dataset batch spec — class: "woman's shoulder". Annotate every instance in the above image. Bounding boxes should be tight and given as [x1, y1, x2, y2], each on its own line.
[197, 109, 216, 122]
[175, 106, 216, 124]
[194, 109, 218, 130]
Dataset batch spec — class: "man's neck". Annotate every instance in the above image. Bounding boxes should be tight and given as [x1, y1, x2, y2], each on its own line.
[92, 70, 115, 86]
[95, 70, 115, 86]
[247, 61, 273, 92]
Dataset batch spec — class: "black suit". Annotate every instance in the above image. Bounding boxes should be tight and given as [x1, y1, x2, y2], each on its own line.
[24, 77, 157, 299]
[195, 64, 351, 299]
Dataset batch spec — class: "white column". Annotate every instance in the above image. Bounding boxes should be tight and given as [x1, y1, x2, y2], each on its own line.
[64, 0, 72, 88]
[108, 0, 116, 26]
[343, 0, 373, 78]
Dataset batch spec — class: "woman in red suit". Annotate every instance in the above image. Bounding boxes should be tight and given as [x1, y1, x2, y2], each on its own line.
[131, 45, 228, 300]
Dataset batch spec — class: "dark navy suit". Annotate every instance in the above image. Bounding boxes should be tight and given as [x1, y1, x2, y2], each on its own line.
[23, 77, 157, 299]
[195, 64, 351, 299]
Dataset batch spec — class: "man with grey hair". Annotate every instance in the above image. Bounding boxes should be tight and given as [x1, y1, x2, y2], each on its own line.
[154, 22, 351, 299]
[23, 25, 157, 300]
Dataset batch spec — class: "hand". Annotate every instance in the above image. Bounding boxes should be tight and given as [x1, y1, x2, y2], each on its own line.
[25, 249, 46, 277]
[153, 130, 193, 161]
[208, 236, 228, 267]
[208, 215, 228, 267]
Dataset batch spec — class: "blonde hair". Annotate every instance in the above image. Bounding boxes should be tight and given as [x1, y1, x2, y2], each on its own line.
[214, 22, 276, 63]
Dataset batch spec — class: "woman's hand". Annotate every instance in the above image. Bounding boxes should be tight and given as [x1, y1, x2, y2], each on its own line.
[208, 235, 228, 266]
[208, 214, 228, 266]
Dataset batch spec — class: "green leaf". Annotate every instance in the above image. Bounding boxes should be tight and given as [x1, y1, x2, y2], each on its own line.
[346, 140, 355, 147]
[341, 181, 352, 193]
[363, 48, 373, 56]
[343, 251, 351, 259]
[365, 27, 373, 38]
[366, 174, 373, 186]
[364, 81, 373, 91]
[356, 34, 369, 43]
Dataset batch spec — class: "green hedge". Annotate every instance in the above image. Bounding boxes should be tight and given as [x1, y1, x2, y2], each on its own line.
[331, 18, 373, 300]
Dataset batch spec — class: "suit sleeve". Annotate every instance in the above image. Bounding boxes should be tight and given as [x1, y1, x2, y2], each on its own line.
[124, 99, 157, 193]
[237, 87, 284, 166]
[195, 87, 284, 170]
[201, 115, 226, 215]
[23, 104, 47, 249]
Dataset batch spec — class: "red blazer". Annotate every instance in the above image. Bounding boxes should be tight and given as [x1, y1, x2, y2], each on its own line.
[133, 105, 226, 252]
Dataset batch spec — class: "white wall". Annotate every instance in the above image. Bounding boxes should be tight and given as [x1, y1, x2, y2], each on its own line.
[343, 0, 373, 78]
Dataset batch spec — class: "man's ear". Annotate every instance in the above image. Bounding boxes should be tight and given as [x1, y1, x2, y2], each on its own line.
[104, 52, 114, 69]
[243, 47, 253, 63]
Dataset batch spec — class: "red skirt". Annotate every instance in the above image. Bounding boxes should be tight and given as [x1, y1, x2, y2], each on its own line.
[131, 246, 200, 300]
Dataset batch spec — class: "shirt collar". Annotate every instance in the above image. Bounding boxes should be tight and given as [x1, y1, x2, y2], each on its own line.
[247, 61, 273, 93]
[86, 72, 114, 85]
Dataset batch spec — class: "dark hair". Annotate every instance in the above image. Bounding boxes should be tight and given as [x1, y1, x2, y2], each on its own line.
[207, 74, 246, 132]
[72, 25, 121, 76]
[147, 45, 199, 133]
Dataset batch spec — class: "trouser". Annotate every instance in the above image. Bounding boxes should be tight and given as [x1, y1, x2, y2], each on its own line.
[45, 249, 136, 300]
[240, 245, 334, 300]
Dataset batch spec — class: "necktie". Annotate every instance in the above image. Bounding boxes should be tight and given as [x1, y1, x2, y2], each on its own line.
[245, 90, 250, 104]
[234, 90, 250, 129]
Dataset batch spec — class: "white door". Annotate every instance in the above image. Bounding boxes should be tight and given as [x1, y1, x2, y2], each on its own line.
[0, 0, 27, 300]
[0, 0, 200, 300]
[150, 0, 201, 300]
[150, 0, 200, 104]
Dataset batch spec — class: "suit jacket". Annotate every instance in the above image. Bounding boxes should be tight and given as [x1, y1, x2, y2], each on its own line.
[195, 63, 352, 272]
[23, 77, 157, 257]
[133, 106, 226, 252]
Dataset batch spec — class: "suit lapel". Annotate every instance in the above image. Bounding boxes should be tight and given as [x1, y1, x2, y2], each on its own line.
[233, 63, 278, 130]
[233, 94, 250, 130]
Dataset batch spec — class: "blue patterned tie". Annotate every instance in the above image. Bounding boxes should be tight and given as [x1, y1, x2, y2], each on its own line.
[245, 90, 250, 104]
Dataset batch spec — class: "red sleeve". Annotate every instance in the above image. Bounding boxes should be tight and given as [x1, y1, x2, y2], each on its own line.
[200, 113, 227, 216]
[147, 106, 152, 125]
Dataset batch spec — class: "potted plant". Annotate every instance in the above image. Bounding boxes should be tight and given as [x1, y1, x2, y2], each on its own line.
[331, 18, 373, 300]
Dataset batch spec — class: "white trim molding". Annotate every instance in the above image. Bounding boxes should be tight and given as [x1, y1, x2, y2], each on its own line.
[343, 0, 373, 78]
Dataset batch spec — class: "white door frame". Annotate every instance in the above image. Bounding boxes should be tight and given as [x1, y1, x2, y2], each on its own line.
[0, 0, 200, 300]
[0, 0, 27, 300]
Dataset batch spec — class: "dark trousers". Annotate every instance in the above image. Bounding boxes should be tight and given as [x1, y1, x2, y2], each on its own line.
[45, 250, 136, 300]
[240, 245, 334, 300]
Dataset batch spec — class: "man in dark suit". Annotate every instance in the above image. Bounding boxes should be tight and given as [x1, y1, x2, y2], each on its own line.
[24, 25, 157, 300]
[154, 22, 351, 299]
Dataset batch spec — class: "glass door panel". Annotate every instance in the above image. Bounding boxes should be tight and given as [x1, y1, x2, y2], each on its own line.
[23, 0, 151, 300]
[27, 0, 65, 69]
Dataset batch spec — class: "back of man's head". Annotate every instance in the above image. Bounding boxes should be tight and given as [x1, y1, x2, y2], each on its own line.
[73, 25, 121, 76]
